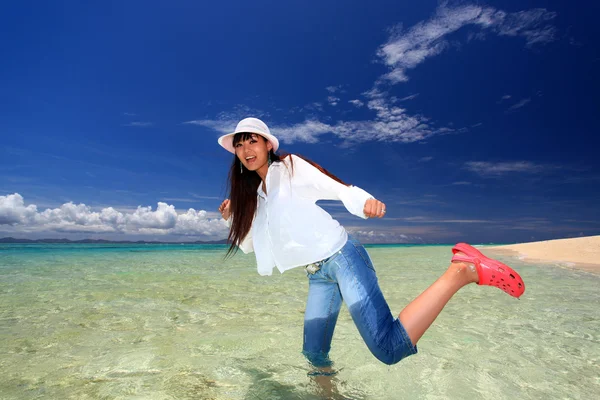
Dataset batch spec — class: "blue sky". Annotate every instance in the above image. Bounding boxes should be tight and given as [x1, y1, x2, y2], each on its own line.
[1, 0, 598, 244]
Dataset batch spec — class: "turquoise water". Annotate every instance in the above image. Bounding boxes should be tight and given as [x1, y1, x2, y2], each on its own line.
[0, 243, 598, 399]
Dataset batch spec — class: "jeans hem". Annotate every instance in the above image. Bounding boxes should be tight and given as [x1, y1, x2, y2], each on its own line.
[302, 350, 334, 368]
[395, 318, 418, 356]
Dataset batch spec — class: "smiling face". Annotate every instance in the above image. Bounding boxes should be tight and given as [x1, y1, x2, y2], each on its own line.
[233, 132, 273, 178]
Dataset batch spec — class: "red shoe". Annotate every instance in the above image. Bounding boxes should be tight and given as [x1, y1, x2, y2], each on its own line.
[451, 243, 525, 298]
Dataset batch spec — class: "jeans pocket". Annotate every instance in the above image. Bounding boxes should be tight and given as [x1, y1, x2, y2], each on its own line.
[350, 241, 376, 272]
[307, 268, 325, 280]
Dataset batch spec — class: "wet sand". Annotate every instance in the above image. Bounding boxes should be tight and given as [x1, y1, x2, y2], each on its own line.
[485, 235, 600, 274]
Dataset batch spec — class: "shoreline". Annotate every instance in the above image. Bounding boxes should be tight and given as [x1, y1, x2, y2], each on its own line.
[484, 235, 600, 274]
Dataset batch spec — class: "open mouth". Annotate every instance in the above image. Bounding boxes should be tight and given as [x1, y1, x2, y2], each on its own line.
[245, 156, 256, 165]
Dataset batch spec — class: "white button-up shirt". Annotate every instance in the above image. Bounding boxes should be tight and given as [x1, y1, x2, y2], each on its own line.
[232, 154, 374, 276]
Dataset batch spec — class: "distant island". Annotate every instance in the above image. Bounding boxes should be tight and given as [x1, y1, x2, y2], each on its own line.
[0, 237, 229, 245]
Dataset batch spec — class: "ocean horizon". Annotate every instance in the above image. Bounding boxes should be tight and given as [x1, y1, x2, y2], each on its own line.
[0, 239, 513, 247]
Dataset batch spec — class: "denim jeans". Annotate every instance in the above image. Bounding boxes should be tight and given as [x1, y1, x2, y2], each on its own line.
[302, 236, 417, 367]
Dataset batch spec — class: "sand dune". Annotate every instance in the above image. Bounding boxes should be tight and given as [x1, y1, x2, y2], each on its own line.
[485, 235, 600, 274]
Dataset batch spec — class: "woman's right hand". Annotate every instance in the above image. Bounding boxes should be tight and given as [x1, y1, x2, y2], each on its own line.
[219, 199, 231, 221]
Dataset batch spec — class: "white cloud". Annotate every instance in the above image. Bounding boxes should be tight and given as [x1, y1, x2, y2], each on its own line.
[183, 119, 234, 133]
[489, 8, 557, 46]
[307, 87, 448, 144]
[274, 120, 334, 144]
[0, 193, 229, 238]
[186, 118, 333, 144]
[401, 216, 490, 223]
[399, 94, 419, 101]
[377, 4, 556, 84]
[196, 95, 451, 145]
[127, 203, 177, 229]
[346, 228, 422, 244]
[465, 161, 548, 176]
[184, 104, 270, 129]
[327, 96, 340, 106]
[184, 4, 556, 147]
[507, 98, 531, 110]
[0, 193, 38, 225]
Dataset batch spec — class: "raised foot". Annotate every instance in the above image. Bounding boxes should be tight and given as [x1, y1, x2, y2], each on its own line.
[451, 243, 525, 298]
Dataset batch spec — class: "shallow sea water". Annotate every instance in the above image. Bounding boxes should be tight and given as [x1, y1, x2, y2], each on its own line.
[0, 243, 598, 399]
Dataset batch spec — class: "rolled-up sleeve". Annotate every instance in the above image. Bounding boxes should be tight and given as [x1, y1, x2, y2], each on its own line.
[291, 154, 374, 219]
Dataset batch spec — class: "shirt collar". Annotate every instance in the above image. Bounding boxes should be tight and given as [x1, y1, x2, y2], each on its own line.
[256, 161, 281, 199]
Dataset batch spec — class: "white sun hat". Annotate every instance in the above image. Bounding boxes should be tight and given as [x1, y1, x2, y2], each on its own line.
[217, 117, 280, 154]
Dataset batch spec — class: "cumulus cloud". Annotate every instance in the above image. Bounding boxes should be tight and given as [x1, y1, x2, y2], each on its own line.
[0, 193, 38, 225]
[349, 99, 364, 107]
[0, 193, 229, 238]
[377, 3, 556, 84]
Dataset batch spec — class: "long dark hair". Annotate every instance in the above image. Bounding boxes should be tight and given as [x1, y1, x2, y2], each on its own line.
[224, 132, 350, 259]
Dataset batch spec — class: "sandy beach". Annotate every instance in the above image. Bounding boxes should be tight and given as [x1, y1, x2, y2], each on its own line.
[485, 235, 600, 274]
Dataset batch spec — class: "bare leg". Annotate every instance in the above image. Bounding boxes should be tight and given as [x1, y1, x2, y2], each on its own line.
[399, 255, 479, 346]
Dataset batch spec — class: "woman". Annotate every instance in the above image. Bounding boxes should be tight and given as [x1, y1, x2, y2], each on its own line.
[217, 117, 525, 370]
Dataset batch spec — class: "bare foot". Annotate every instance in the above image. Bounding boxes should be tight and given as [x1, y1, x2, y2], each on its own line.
[309, 367, 342, 399]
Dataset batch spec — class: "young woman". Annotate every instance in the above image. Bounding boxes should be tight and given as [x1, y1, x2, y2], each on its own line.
[217, 117, 525, 370]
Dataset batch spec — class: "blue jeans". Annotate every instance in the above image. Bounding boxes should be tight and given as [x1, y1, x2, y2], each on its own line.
[302, 236, 417, 367]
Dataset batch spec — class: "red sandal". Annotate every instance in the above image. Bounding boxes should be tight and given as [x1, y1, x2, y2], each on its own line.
[451, 243, 525, 298]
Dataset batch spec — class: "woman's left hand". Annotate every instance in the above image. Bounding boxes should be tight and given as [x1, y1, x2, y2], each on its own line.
[363, 198, 386, 218]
